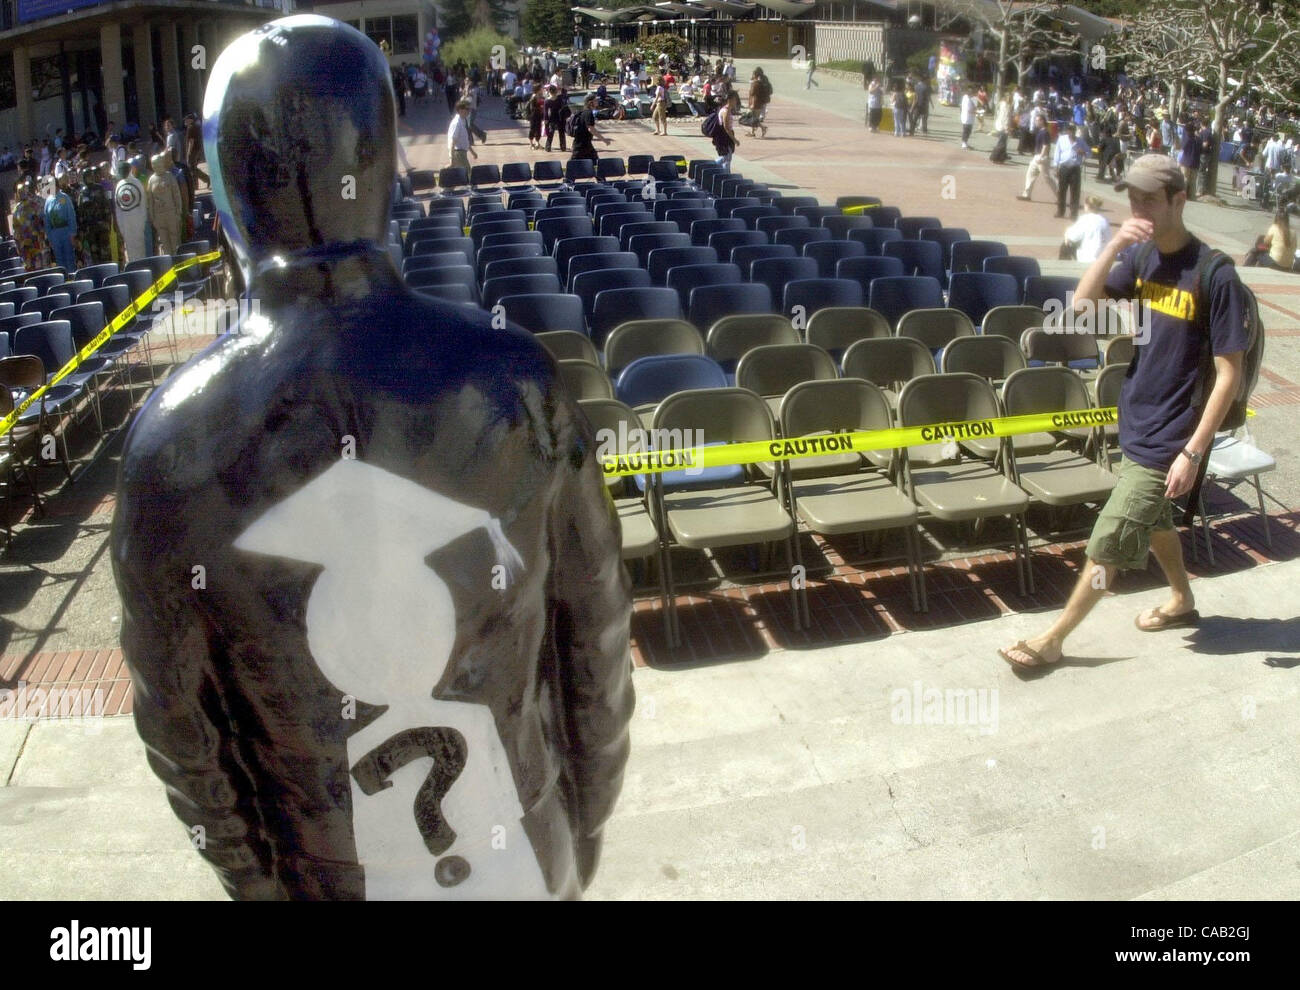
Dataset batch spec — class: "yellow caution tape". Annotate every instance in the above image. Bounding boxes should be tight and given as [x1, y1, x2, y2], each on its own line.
[841, 203, 881, 216]
[0, 251, 221, 440]
[600, 407, 1119, 478]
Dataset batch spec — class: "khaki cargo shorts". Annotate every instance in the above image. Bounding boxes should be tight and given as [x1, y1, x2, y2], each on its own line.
[1085, 455, 1174, 570]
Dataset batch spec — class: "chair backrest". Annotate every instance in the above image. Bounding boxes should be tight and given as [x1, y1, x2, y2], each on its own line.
[941, 335, 1027, 380]
[688, 282, 774, 333]
[405, 265, 477, 291]
[774, 227, 832, 253]
[835, 255, 908, 298]
[558, 359, 614, 401]
[897, 372, 1002, 433]
[663, 207, 719, 235]
[626, 154, 654, 176]
[14, 319, 75, 374]
[783, 278, 865, 320]
[665, 263, 742, 310]
[794, 205, 842, 226]
[604, 319, 706, 377]
[476, 242, 545, 280]
[0, 312, 41, 340]
[77, 285, 131, 325]
[917, 227, 971, 268]
[804, 239, 866, 278]
[883, 239, 945, 283]
[538, 215, 596, 253]
[756, 215, 811, 239]
[690, 217, 745, 247]
[713, 197, 760, 219]
[1001, 364, 1096, 422]
[709, 229, 768, 257]
[0, 353, 45, 391]
[50, 303, 107, 348]
[775, 196, 820, 216]
[470, 163, 502, 188]
[982, 304, 1047, 343]
[480, 230, 544, 251]
[821, 214, 874, 239]
[946, 272, 1021, 328]
[595, 204, 648, 238]
[1023, 275, 1080, 310]
[618, 220, 679, 252]
[497, 292, 585, 333]
[0, 286, 38, 309]
[647, 246, 719, 285]
[751, 256, 818, 306]
[731, 243, 796, 277]
[481, 256, 560, 284]
[896, 215, 942, 239]
[74, 263, 120, 288]
[438, 166, 469, 190]
[950, 240, 1009, 275]
[553, 236, 620, 276]
[652, 387, 778, 483]
[615, 354, 728, 408]
[805, 307, 891, 360]
[779, 377, 894, 445]
[482, 273, 559, 309]
[1021, 326, 1100, 366]
[983, 255, 1041, 298]
[1102, 334, 1134, 366]
[500, 162, 532, 185]
[868, 276, 945, 329]
[536, 330, 600, 365]
[27, 273, 66, 295]
[848, 226, 904, 255]
[411, 236, 474, 263]
[21, 293, 72, 320]
[532, 160, 564, 182]
[404, 253, 470, 277]
[567, 251, 639, 290]
[413, 283, 476, 305]
[533, 205, 588, 228]
[1094, 362, 1127, 410]
[736, 343, 839, 398]
[842, 337, 936, 390]
[705, 313, 799, 371]
[629, 231, 691, 267]
[572, 268, 653, 320]
[733, 205, 780, 230]
[471, 217, 527, 249]
[896, 308, 976, 351]
[565, 158, 598, 183]
[590, 287, 683, 347]
[596, 158, 627, 180]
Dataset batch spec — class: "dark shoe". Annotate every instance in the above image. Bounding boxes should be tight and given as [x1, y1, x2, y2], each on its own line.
[1016, 194, 1031, 201]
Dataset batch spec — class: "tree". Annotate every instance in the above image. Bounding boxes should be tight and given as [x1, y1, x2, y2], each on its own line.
[938, 1, 1081, 94]
[523, 0, 572, 50]
[438, 0, 511, 39]
[1111, 0, 1300, 196]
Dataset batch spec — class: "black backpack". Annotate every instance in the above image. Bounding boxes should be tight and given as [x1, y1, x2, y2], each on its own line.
[700, 111, 720, 138]
[1132, 241, 1263, 432]
[565, 108, 582, 138]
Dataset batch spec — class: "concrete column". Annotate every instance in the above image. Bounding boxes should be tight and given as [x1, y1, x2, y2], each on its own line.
[13, 46, 34, 145]
[182, 21, 205, 115]
[160, 20, 182, 120]
[133, 22, 157, 129]
[100, 22, 126, 125]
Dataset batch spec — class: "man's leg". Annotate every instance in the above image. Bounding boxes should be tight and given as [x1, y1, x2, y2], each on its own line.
[1056, 168, 1068, 216]
[1002, 558, 1116, 667]
[1137, 526, 1196, 627]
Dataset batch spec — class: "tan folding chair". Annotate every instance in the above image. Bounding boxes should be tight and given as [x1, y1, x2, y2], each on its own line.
[805, 306, 891, 358]
[735, 342, 838, 416]
[604, 319, 705, 378]
[536, 330, 600, 365]
[895, 307, 975, 351]
[577, 396, 663, 568]
[705, 313, 798, 374]
[897, 372, 1034, 596]
[557, 359, 614, 401]
[779, 378, 923, 612]
[841, 336, 935, 417]
[981, 304, 1045, 343]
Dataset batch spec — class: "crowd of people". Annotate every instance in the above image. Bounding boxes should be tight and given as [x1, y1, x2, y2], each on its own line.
[4, 113, 206, 271]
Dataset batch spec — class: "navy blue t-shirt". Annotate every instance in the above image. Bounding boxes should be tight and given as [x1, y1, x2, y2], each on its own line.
[1103, 237, 1249, 472]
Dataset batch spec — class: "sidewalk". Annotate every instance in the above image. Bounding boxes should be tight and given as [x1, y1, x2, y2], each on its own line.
[3, 556, 1297, 899]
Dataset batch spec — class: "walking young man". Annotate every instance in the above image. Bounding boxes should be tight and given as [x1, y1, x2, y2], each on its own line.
[447, 97, 477, 173]
[999, 155, 1249, 669]
[1052, 122, 1085, 219]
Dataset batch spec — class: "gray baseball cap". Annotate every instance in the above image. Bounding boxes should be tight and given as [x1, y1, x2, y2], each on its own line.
[1115, 154, 1186, 194]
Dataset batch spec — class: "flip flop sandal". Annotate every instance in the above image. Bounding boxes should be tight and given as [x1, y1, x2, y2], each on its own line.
[997, 640, 1056, 670]
[1135, 608, 1200, 632]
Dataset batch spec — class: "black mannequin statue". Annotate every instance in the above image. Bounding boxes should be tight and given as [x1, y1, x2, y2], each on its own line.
[111, 15, 634, 900]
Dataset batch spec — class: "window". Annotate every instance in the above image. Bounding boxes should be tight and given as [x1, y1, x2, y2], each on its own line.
[364, 16, 416, 56]
[344, 19, 360, 30]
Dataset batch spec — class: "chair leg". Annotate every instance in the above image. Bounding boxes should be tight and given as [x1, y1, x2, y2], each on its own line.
[1013, 514, 1026, 597]
[1021, 513, 1035, 595]
[1253, 474, 1272, 550]
[1198, 490, 1215, 566]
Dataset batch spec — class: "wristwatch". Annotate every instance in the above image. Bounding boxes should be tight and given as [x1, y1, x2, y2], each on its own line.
[1182, 448, 1202, 465]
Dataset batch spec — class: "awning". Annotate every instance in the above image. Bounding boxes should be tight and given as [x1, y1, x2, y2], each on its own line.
[692, 0, 758, 16]
[757, 0, 817, 16]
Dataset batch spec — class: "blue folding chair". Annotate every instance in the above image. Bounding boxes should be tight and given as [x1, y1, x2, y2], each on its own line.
[984, 256, 1042, 301]
[918, 227, 971, 271]
[495, 293, 585, 334]
[688, 282, 774, 332]
[476, 242, 545, 281]
[618, 220, 679, 252]
[731, 243, 796, 277]
[615, 353, 728, 409]
[538, 216, 596, 254]
[553, 236, 619, 276]
[647, 246, 718, 285]
[629, 232, 691, 268]
[665, 263, 741, 311]
[689, 217, 745, 247]
[533, 205, 588, 228]
[406, 266, 479, 299]
[821, 215, 874, 240]
[849, 227, 904, 255]
[591, 287, 683, 347]
[774, 196, 819, 216]
[567, 251, 640, 291]
[868, 275, 945, 329]
[470, 217, 527, 250]
[793, 205, 842, 226]
[751, 257, 818, 306]
[804, 239, 866, 278]
[733, 205, 780, 230]
[710, 229, 768, 257]
[774, 227, 832, 253]
[896, 216, 942, 239]
[950, 240, 1010, 275]
[946, 272, 1021, 329]
[783, 278, 865, 319]
[664, 207, 719, 235]
[482, 256, 560, 284]
[756, 215, 810, 239]
[414, 283, 477, 305]
[573, 268, 653, 323]
[884, 239, 946, 285]
[565, 159, 597, 185]
[411, 236, 474, 264]
[713, 197, 760, 219]
[1023, 275, 1080, 309]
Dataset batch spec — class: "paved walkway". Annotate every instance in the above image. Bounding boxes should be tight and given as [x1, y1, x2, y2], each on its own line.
[1, 63, 1297, 899]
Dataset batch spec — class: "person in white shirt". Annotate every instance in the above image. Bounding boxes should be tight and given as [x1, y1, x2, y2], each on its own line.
[1062, 195, 1111, 262]
[959, 85, 976, 149]
[502, 69, 516, 93]
[1051, 123, 1085, 218]
[447, 98, 476, 173]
